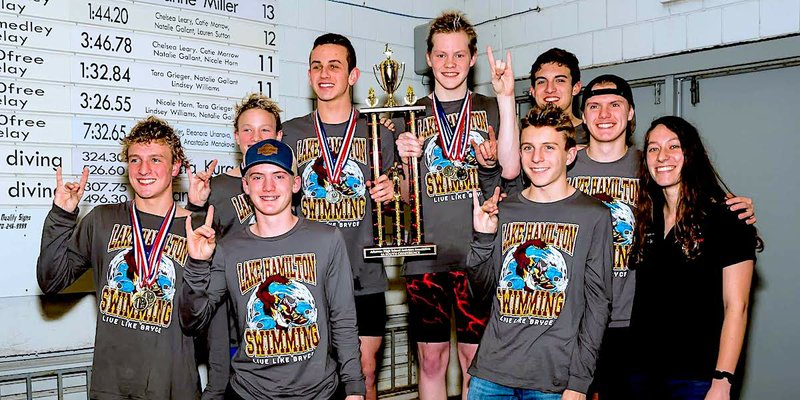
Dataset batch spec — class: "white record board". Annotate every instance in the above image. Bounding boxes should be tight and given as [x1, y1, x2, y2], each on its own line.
[0, 0, 279, 297]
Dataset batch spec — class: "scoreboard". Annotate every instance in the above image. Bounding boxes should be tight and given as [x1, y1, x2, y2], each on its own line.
[0, 0, 279, 296]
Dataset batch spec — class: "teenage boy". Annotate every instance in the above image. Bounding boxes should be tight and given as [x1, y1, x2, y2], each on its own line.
[280, 33, 394, 400]
[529, 48, 588, 145]
[37, 116, 200, 399]
[467, 104, 612, 400]
[181, 139, 365, 400]
[186, 93, 284, 399]
[394, 11, 518, 399]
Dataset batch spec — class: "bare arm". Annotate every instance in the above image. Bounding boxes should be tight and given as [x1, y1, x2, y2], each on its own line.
[487, 46, 520, 179]
[705, 260, 754, 400]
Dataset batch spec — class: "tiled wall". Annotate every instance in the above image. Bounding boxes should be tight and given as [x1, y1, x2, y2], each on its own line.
[461, 0, 800, 91]
[275, 0, 460, 120]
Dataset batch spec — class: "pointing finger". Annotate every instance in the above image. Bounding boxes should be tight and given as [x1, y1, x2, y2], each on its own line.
[488, 125, 497, 142]
[205, 205, 215, 228]
[486, 46, 497, 73]
[76, 167, 90, 197]
[56, 166, 63, 188]
[206, 159, 218, 175]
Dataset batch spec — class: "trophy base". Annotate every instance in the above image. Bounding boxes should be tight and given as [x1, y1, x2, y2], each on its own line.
[363, 244, 437, 259]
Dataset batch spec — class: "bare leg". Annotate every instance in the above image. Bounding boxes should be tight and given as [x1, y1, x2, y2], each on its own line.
[416, 341, 450, 400]
[456, 342, 479, 400]
[360, 336, 383, 400]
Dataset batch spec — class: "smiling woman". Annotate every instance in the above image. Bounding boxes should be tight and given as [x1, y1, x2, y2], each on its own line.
[629, 116, 762, 400]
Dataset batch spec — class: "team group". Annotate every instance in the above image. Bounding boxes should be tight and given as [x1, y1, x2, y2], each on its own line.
[36, 10, 761, 400]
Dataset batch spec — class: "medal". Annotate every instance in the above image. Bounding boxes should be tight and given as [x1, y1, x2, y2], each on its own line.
[326, 187, 342, 204]
[129, 200, 176, 309]
[432, 91, 472, 164]
[313, 108, 358, 185]
[132, 291, 149, 311]
[442, 165, 455, 178]
[455, 167, 469, 181]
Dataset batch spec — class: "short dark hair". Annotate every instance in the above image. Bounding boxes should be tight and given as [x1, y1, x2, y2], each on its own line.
[427, 11, 478, 56]
[311, 33, 357, 72]
[521, 103, 577, 150]
[530, 48, 581, 87]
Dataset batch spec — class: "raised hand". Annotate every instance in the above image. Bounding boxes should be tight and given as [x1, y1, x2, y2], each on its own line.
[473, 187, 502, 234]
[472, 125, 498, 168]
[186, 205, 216, 261]
[367, 174, 394, 203]
[54, 167, 89, 213]
[396, 132, 423, 162]
[487, 46, 515, 97]
[187, 159, 218, 206]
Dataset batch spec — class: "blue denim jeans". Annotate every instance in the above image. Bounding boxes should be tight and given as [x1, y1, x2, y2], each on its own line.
[629, 374, 712, 400]
[468, 376, 562, 400]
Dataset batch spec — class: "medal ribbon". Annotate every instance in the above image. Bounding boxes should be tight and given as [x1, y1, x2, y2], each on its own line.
[130, 201, 176, 289]
[313, 108, 359, 184]
[432, 91, 472, 162]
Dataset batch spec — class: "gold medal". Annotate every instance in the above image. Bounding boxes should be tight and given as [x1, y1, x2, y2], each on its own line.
[443, 165, 455, 178]
[132, 290, 150, 311]
[143, 289, 157, 308]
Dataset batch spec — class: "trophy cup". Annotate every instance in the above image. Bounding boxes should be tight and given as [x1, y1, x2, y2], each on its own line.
[361, 45, 436, 259]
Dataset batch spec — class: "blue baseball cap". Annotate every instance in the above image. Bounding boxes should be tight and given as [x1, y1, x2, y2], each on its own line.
[242, 139, 297, 176]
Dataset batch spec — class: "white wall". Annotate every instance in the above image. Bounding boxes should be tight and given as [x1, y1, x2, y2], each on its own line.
[463, 0, 800, 91]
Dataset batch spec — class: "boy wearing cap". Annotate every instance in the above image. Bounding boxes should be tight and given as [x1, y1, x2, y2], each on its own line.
[37, 116, 201, 399]
[186, 93, 284, 399]
[467, 104, 612, 399]
[280, 33, 395, 400]
[181, 139, 365, 400]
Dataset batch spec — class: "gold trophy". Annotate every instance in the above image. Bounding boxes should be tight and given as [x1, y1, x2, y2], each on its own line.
[361, 45, 436, 259]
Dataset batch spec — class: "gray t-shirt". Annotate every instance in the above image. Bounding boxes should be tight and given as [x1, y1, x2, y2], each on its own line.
[282, 113, 395, 296]
[575, 123, 589, 146]
[404, 93, 501, 275]
[38, 203, 200, 400]
[567, 148, 640, 328]
[180, 218, 365, 399]
[206, 173, 254, 237]
[466, 191, 612, 394]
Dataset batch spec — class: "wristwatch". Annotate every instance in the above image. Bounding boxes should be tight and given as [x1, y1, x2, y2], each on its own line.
[713, 370, 736, 384]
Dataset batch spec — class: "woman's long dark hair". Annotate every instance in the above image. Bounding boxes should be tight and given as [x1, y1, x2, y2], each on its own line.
[632, 116, 761, 263]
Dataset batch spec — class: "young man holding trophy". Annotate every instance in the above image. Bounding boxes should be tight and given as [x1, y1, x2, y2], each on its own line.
[394, 11, 519, 399]
[281, 33, 396, 400]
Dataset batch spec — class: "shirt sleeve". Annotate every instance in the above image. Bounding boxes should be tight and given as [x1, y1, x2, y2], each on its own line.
[202, 302, 231, 400]
[325, 229, 366, 396]
[715, 206, 758, 268]
[179, 245, 229, 336]
[465, 231, 499, 303]
[36, 204, 94, 294]
[568, 209, 613, 393]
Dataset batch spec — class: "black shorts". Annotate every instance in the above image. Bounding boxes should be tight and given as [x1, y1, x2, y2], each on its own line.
[405, 271, 490, 344]
[355, 292, 387, 337]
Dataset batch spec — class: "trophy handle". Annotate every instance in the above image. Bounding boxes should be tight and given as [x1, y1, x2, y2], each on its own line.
[398, 63, 405, 90]
[373, 65, 388, 93]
